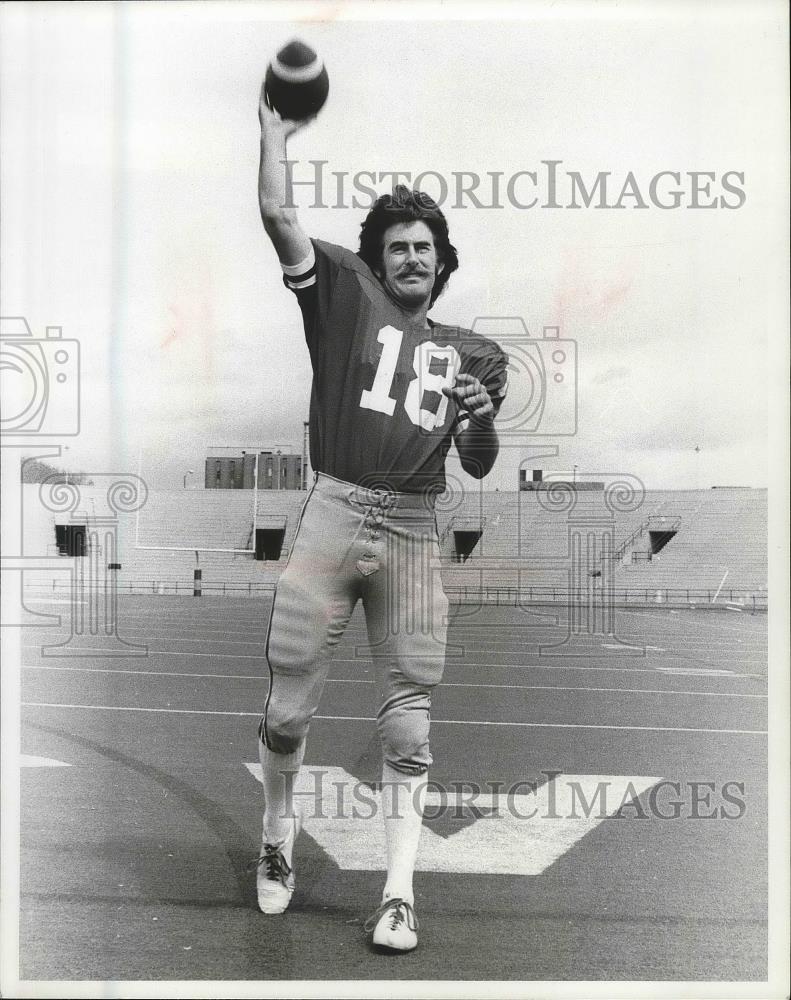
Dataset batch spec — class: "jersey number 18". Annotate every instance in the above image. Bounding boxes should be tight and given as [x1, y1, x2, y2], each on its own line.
[359, 326, 460, 432]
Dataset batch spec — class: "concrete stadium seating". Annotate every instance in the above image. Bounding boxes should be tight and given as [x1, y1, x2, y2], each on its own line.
[17, 484, 767, 606]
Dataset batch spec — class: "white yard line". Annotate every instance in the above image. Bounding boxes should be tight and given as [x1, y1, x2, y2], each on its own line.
[21, 701, 767, 735]
[20, 643, 763, 677]
[19, 663, 766, 698]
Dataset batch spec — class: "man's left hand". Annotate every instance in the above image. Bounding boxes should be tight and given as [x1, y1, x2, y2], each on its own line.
[442, 373, 494, 422]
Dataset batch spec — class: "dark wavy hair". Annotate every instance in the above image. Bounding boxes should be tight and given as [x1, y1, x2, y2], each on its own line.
[358, 185, 459, 306]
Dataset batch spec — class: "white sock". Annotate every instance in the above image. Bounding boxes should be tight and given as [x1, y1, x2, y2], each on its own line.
[258, 738, 305, 846]
[380, 762, 427, 906]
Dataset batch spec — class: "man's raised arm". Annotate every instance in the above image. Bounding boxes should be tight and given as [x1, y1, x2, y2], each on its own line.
[258, 83, 312, 267]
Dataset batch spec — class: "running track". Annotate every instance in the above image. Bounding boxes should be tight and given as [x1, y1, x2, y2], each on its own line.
[14, 597, 768, 986]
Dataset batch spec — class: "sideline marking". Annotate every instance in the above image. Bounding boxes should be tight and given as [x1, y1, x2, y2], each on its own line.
[601, 643, 665, 652]
[21, 702, 768, 735]
[245, 765, 661, 874]
[658, 667, 736, 677]
[19, 665, 767, 698]
[17, 644, 680, 673]
[619, 610, 767, 636]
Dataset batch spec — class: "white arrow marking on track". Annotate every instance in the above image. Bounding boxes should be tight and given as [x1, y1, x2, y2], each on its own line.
[245, 764, 661, 875]
[21, 755, 70, 768]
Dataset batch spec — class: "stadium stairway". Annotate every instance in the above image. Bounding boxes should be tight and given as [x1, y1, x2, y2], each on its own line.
[614, 488, 766, 595]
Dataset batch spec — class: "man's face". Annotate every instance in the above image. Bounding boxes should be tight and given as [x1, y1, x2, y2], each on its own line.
[376, 220, 443, 310]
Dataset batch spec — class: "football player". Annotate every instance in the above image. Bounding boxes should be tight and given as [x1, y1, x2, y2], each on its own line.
[253, 85, 508, 952]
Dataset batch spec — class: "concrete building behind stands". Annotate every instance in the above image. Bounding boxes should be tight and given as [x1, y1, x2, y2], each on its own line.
[205, 447, 307, 490]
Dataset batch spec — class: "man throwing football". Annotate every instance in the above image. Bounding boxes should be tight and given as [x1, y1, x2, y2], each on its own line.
[254, 84, 508, 952]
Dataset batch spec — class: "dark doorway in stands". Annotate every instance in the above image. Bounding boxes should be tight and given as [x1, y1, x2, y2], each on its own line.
[255, 527, 286, 561]
[453, 530, 482, 564]
[649, 530, 677, 556]
[54, 524, 87, 557]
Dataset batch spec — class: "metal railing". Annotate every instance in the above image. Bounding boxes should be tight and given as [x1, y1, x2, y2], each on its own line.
[612, 522, 648, 562]
[441, 585, 766, 611]
[440, 515, 487, 545]
[610, 515, 682, 564]
[22, 577, 766, 610]
[647, 515, 682, 529]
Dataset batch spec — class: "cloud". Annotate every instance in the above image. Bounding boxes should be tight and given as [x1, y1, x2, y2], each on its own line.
[592, 365, 632, 385]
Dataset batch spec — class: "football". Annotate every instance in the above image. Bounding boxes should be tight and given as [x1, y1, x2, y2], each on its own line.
[264, 40, 329, 121]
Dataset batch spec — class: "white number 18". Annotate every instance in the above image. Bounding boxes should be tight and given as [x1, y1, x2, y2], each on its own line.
[359, 325, 460, 431]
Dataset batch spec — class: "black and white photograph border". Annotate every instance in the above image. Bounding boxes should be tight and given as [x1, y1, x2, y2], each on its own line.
[1, 1, 789, 998]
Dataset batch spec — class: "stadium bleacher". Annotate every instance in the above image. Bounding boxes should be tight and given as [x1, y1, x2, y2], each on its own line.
[19, 484, 767, 608]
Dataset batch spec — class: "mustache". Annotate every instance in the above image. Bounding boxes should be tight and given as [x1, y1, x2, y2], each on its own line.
[398, 265, 430, 277]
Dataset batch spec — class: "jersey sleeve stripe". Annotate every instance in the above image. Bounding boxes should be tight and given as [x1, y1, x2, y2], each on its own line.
[280, 246, 316, 277]
[283, 270, 317, 290]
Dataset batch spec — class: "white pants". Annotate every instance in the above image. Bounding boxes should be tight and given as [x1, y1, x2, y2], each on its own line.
[259, 472, 449, 775]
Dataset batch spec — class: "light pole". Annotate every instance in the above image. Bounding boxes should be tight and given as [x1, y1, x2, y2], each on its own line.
[183, 469, 194, 490]
[302, 420, 309, 490]
[253, 451, 259, 539]
[572, 464, 578, 484]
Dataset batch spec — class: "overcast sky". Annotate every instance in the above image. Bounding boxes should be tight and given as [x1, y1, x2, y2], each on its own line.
[2, 1, 787, 492]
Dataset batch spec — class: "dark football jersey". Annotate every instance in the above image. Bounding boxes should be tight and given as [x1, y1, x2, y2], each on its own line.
[281, 238, 508, 494]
